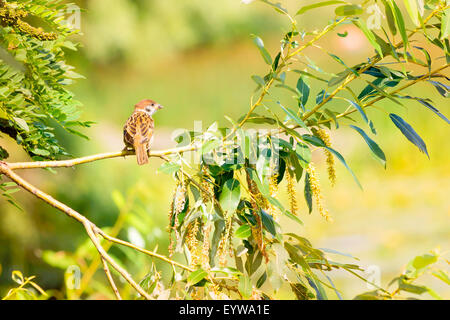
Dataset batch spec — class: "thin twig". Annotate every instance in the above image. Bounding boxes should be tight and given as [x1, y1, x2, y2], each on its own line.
[101, 256, 122, 300]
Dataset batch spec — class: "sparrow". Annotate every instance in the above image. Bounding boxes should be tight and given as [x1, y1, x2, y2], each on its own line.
[123, 99, 163, 165]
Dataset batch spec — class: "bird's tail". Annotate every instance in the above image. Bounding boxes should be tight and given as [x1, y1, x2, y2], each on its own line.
[134, 141, 149, 165]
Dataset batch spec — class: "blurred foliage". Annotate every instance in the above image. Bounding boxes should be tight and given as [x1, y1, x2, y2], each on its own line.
[0, 0, 449, 300]
[0, 0, 92, 161]
[80, 0, 283, 66]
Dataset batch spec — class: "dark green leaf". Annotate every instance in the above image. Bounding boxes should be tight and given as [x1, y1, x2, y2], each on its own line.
[335, 5, 363, 16]
[349, 125, 386, 167]
[296, 1, 346, 15]
[187, 268, 208, 286]
[389, 113, 429, 158]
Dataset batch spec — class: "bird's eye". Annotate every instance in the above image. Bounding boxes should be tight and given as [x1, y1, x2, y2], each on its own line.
[151, 103, 155, 106]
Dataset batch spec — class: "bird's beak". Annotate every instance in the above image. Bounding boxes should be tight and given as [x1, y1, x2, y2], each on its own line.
[158, 105, 164, 110]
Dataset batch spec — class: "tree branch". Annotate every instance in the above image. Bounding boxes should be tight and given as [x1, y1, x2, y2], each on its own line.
[0, 160, 194, 299]
[7, 144, 198, 170]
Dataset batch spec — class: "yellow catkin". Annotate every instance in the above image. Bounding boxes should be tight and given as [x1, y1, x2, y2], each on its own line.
[286, 171, 298, 216]
[201, 167, 212, 203]
[201, 224, 212, 270]
[186, 220, 200, 266]
[315, 128, 336, 186]
[306, 163, 333, 222]
[218, 217, 232, 266]
[268, 173, 280, 221]
[168, 181, 187, 256]
[0, 5, 58, 41]
[245, 170, 268, 261]
[173, 182, 187, 219]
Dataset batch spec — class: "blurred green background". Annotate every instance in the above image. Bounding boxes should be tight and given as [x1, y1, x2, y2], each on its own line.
[0, 0, 448, 299]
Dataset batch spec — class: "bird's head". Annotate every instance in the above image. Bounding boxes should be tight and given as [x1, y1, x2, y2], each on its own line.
[134, 99, 163, 116]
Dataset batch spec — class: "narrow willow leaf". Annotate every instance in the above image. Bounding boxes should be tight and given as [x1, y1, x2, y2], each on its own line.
[335, 4, 363, 16]
[413, 46, 431, 74]
[251, 75, 265, 87]
[304, 172, 313, 214]
[400, 96, 450, 124]
[328, 70, 352, 87]
[381, 0, 397, 35]
[328, 53, 359, 76]
[389, 0, 409, 53]
[238, 276, 252, 299]
[349, 125, 386, 167]
[345, 99, 368, 123]
[252, 35, 272, 65]
[235, 225, 252, 239]
[272, 52, 281, 71]
[325, 146, 362, 189]
[325, 109, 339, 129]
[260, 209, 276, 236]
[316, 90, 331, 104]
[389, 113, 429, 158]
[366, 81, 403, 105]
[256, 272, 268, 288]
[187, 268, 208, 286]
[441, 8, 450, 40]
[293, 70, 328, 82]
[296, 1, 346, 15]
[403, 0, 421, 27]
[428, 81, 449, 98]
[353, 19, 383, 57]
[158, 162, 181, 174]
[278, 102, 309, 131]
[296, 76, 310, 111]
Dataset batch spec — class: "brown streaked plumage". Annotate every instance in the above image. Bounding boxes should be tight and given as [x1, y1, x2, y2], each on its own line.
[123, 99, 163, 165]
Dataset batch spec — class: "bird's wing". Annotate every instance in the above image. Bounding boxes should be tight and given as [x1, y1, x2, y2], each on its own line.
[124, 112, 154, 146]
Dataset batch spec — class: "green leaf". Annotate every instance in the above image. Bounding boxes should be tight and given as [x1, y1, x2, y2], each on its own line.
[32, 148, 50, 156]
[388, 0, 409, 53]
[304, 172, 313, 214]
[218, 179, 241, 214]
[201, 139, 222, 154]
[381, 0, 397, 35]
[296, 76, 310, 111]
[403, 0, 421, 27]
[441, 8, 450, 40]
[432, 270, 450, 285]
[353, 19, 383, 57]
[260, 209, 276, 236]
[278, 102, 309, 131]
[346, 99, 368, 123]
[256, 272, 267, 289]
[325, 146, 362, 189]
[13, 117, 29, 132]
[296, 1, 346, 15]
[252, 35, 272, 65]
[238, 275, 252, 299]
[187, 269, 208, 286]
[251, 75, 265, 87]
[158, 162, 181, 175]
[295, 143, 311, 168]
[335, 5, 363, 16]
[406, 252, 438, 278]
[235, 225, 252, 239]
[389, 114, 429, 158]
[349, 125, 386, 167]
